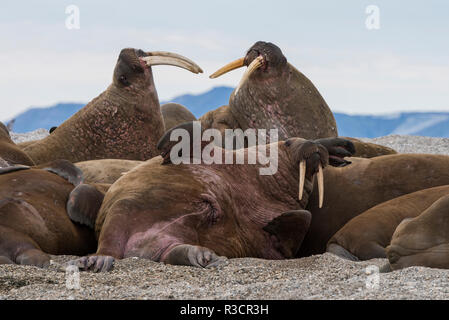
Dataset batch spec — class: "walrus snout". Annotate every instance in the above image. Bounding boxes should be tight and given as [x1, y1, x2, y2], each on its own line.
[209, 41, 286, 94]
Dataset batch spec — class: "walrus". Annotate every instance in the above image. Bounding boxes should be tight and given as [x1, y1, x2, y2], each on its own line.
[298, 154, 449, 257]
[343, 137, 396, 158]
[75, 159, 143, 184]
[68, 126, 355, 271]
[0, 123, 35, 166]
[326, 185, 449, 261]
[386, 194, 449, 270]
[0, 160, 106, 267]
[203, 41, 338, 142]
[21, 48, 203, 164]
[205, 41, 395, 158]
[161, 103, 197, 131]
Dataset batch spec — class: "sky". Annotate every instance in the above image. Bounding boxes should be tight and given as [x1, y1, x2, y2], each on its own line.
[0, 0, 448, 121]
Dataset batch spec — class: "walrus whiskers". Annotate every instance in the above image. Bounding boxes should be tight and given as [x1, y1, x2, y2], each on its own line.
[235, 56, 264, 94]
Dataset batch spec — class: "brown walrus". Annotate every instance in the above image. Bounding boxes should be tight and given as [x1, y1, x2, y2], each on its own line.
[68, 127, 355, 271]
[299, 154, 449, 257]
[0, 123, 35, 166]
[343, 137, 396, 158]
[204, 41, 395, 158]
[203, 41, 338, 141]
[386, 194, 449, 270]
[75, 159, 143, 184]
[161, 103, 197, 131]
[326, 185, 449, 261]
[21, 48, 203, 164]
[0, 160, 106, 267]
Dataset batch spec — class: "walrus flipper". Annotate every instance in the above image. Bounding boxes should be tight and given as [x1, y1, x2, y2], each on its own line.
[67, 184, 107, 228]
[263, 210, 312, 258]
[314, 137, 355, 167]
[38, 159, 83, 186]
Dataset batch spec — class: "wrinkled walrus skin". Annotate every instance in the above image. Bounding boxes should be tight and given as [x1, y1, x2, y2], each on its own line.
[299, 154, 449, 257]
[21, 48, 202, 165]
[386, 194, 449, 270]
[69, 137, 354, 272]
[0, 122, 35, 166]
[75, 159, 143, 184]
[201, 41, 338, 142]
[201, 41, 395, 158]
[0, 161, 100, 267]
[327, 185, 449, 261]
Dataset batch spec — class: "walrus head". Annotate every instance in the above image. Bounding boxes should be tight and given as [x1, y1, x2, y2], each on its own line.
[21, 48, 203, 164]
[113, 48, 203, 96]
[208, 41, 338, 141]
[210, 41, 287, 93]
[386, 195, 449, 270]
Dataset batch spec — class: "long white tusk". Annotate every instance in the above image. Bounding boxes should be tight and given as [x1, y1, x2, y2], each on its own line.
[142, 53, 203, 74]
[209, 57, 245, 79]
[299, 160, 306, 200]
[234, 55, 264, 95]
[147, 51, 203, 73]
[318, 164, 324, 208]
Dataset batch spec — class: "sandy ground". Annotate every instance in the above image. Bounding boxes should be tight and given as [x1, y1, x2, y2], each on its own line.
[1, 253, 448, 300]
[1, 133, 449, 300]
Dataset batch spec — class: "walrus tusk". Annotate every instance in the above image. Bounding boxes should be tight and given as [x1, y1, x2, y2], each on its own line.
[318, 164, 324, 208]
[146, 51, 203, 73]
[142, 52, 203, 74]
[234, 56, 264, 94]
[299, 160, 306, 201]
[209, 57, 245, 79]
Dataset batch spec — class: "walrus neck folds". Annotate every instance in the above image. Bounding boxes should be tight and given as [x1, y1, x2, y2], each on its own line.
[229, 63, 337, 141]
[228, 64, 297, 140]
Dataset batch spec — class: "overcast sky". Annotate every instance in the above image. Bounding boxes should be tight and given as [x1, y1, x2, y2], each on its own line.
[1, 0, 448, 121]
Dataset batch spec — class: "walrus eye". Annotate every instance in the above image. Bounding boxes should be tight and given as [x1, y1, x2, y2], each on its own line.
[119, 75, 130, 86]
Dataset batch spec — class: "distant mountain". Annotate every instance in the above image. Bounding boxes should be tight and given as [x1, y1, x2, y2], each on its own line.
[8, 103, 85, 133]
[161, 86, 233, 118]
[6, 86, 449, 138]
[334, 112, 449, 138]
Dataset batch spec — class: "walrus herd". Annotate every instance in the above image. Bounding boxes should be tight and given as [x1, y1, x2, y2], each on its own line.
[0, 42, 448, 273]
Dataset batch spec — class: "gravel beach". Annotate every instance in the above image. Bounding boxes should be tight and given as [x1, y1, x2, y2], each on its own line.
[1, 133, 449, 300]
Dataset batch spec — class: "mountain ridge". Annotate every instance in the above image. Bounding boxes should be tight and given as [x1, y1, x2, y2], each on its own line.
[6, 86, 449, 138]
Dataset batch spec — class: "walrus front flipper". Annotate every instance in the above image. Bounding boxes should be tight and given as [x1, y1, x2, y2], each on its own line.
[67, 184, 109, 228]
[163, 244, 227, 268]
[0, 165, 30, 174]
[38, 159, 83, 186]
[263, 210, 312, 258]
[0, 224, 50, 268]
[314, 137, 355, 167]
